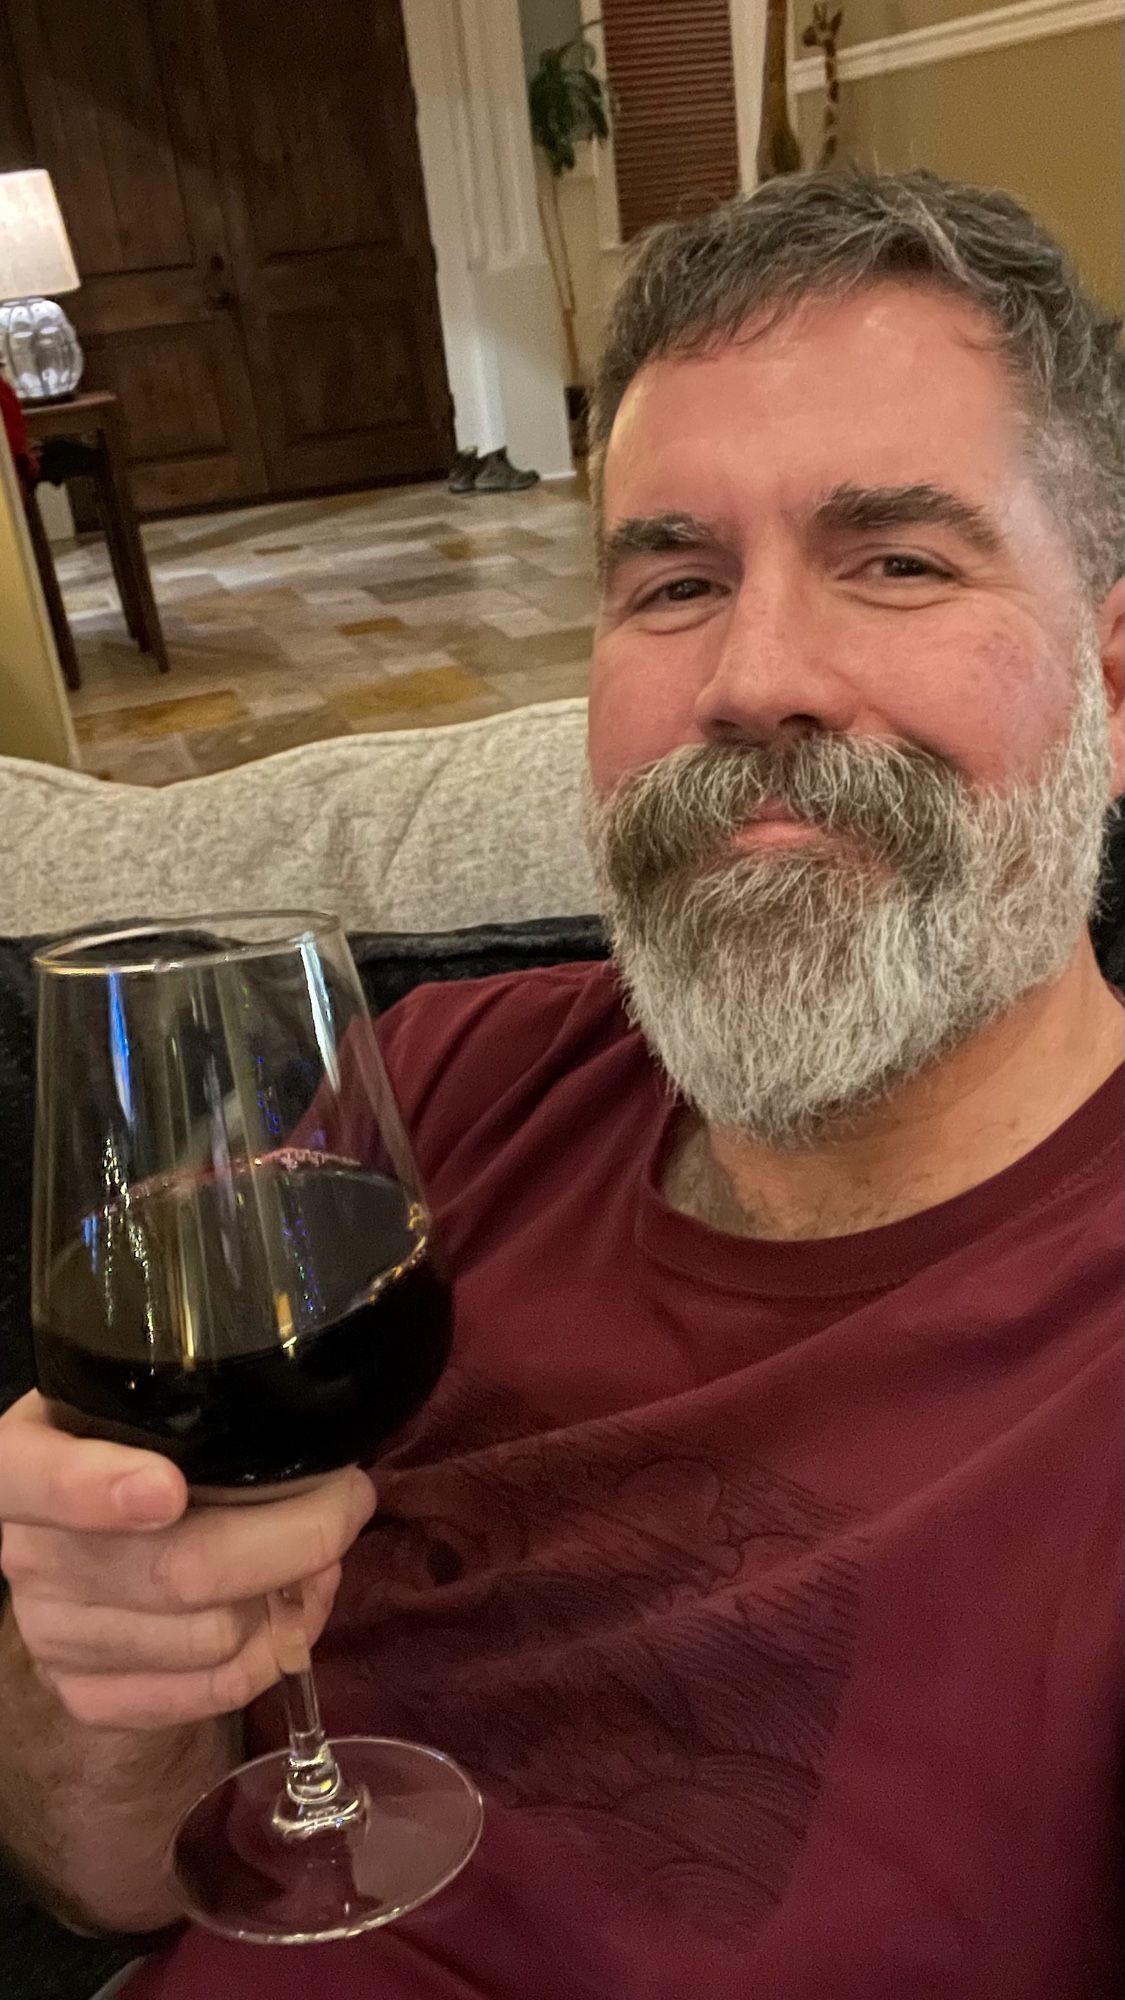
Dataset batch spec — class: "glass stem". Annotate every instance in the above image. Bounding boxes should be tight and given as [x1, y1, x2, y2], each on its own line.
[267, 1588, 364, 1838]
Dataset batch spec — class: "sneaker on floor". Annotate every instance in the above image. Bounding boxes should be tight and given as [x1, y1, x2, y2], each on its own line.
[447, 447, 479, 493]
[473, 447, 540, 493]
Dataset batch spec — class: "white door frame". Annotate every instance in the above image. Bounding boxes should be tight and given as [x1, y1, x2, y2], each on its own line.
[729, 0, 773, 189]
[403, 0, 574, 479]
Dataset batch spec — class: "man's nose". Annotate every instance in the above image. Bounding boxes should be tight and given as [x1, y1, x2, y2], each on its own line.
[693, 575, 863, 747]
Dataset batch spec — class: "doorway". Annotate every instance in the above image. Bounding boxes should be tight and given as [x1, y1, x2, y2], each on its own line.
[0, 0, 455, 513]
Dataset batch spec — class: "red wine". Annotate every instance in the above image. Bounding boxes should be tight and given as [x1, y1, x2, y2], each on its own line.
[34, 1158, 451, 1489]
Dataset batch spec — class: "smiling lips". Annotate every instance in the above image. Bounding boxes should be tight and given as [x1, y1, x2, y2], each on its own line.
[729, 798, 828, 847]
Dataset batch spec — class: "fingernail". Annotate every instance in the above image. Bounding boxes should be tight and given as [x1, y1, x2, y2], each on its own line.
[112, 1468, 180, 1525]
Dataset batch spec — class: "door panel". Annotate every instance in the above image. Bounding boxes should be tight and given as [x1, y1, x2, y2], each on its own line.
[269, 304, 430, 442]
[239, 61, 398, 262]
[203, 0, 454, 491]
[0, 8, 32, 167]
[97, 337, 229, 462]
[0, 0, 269, 511]
[13, 0, 193, 275]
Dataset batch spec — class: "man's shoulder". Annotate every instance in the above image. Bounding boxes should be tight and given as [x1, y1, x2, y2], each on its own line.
[377, 959, 630, 1128]
[379, 957, 623, 1049]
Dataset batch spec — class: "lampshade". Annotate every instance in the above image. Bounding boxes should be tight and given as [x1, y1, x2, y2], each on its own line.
[0, 169, 80, 302]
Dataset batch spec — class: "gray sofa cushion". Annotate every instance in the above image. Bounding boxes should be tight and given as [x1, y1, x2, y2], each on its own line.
[0, 699, 595, 937]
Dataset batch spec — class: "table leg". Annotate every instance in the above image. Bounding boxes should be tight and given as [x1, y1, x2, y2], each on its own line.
[23, 489, 82, 691]
[96, 414, 171, 674]
[93, 457, 145, 643]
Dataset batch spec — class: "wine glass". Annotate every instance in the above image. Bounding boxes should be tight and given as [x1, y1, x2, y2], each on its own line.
[31, 913, 483, 1944]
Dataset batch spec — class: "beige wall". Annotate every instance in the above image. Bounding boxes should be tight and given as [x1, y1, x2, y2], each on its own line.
[521, 0, 581, 71]
[797, 21, 1124, 308]
[0, 436, 79, 770]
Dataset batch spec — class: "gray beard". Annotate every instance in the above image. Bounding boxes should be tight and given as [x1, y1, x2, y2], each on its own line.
[585, 642, 1113, 1151]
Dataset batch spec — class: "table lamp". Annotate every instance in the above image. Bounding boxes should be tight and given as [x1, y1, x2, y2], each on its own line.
[0, 168, 83, 402]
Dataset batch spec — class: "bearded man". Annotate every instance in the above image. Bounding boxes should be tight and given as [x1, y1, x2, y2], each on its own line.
[1, 170, 1121, 2000]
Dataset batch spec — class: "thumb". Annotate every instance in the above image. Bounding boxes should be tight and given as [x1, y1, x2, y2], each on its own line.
[0, 1392, 187, 1531]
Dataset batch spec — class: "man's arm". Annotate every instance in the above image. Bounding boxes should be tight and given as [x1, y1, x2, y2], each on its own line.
[0, 1603, 237, 1933]
[0, 1392, 375, 1933]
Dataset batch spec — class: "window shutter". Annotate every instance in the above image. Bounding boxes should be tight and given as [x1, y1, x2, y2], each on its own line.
[601, 0, 741, 241]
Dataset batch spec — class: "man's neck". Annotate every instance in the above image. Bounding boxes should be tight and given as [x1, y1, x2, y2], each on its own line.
[662, 943, 1124, 1242]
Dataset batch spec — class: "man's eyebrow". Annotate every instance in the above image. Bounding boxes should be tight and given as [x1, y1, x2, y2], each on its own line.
[809, 483, 1005, 559]
[598, 512, 722, 586]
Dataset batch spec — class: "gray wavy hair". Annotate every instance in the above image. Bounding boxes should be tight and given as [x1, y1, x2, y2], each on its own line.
[589, 169, 1124, 600]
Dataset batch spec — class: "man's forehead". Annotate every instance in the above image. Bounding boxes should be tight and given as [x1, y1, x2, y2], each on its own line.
[605, 284, 1011, 459]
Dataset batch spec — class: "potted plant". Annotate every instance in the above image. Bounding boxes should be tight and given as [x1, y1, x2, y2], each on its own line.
[528, 25, 610, 450]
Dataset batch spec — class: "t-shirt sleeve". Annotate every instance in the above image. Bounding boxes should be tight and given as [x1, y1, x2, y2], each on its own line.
[293, 964, 614, 1187]
[374, 965, 615, 1189]
[376, 970, 566, 1127]
[375, 976, 516, 1130]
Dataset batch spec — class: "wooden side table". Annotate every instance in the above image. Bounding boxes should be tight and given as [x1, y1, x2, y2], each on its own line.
[22, 389, 170, 687]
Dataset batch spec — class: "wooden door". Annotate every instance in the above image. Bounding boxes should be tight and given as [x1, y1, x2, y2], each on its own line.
[0, 0, 270, 511]
[199, 0, 455, 494]
[0, 0, 453, 512]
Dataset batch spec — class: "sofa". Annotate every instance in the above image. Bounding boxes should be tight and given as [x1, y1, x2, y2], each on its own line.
[0, 698, 1121, 2000]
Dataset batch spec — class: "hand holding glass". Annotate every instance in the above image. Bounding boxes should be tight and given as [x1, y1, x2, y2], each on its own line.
[32, 914, 482, 1944]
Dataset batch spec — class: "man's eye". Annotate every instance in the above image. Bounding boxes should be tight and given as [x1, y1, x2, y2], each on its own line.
[864, 555, 952, 581]
[638, 576, 715, 608]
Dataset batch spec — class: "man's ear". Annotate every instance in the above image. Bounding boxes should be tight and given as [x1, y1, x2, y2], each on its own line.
[1096, 576, 1125, 799]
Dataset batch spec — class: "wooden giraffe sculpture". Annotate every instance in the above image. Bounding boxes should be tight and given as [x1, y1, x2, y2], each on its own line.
[756, 0, 803, 182]
[801, 3, 845, 167]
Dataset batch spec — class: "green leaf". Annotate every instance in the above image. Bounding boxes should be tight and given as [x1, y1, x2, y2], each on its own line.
[528, 34, 610, 175]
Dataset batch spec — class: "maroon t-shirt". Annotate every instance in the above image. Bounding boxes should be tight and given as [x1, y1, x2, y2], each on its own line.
[126, 961, 1123, 1999]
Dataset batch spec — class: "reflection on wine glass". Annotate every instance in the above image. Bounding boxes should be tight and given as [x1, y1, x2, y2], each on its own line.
[32, 913, 482, 1944]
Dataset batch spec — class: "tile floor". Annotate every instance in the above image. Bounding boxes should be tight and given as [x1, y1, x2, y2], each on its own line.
[56, 477, 597, 784]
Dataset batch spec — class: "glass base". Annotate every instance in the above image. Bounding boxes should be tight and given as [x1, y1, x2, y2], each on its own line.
[170, 1737, 483, 1944]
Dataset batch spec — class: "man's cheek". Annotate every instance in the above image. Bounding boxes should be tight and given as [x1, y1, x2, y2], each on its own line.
[588, 648, 701, 796]
[903, 628, 1063, 786]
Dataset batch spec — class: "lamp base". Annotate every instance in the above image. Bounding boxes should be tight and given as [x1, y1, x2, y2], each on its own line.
[0, 297, 84, 403]
[22, 389, 79, 407]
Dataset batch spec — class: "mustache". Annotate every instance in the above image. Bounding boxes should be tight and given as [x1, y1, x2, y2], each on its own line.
[588, 737, 972, 893]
